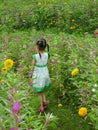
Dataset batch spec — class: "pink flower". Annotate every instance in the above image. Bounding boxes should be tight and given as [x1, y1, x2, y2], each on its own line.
[13, 102, 21, 112]
[8, 97, 12, 102]
[28, 81, 33, 86]
[13, 88, 18, 92]
[27, 71, 33, 78]
[10, 127, 18, 130]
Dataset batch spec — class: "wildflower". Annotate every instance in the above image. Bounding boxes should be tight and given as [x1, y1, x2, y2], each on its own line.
[13, 102, 21, 112]
[13, 88, 18, 92]
[64, 2, 68, 4]
[79, 43, 83, 46]
[70, 26, 76, 29]
[27, 71, 33, 78]
[72, 19, 75, 22]
[92, 88, 96, 92]
[78, 107, 87, 117]
[22, 53, 27, 58]
[38, 2, 41, 6]
[71, 68, 79, 76]
[4, 59, 14, 69]
[15, 118, 21, 122]
[94, 84, 97, 88]
[1, 67, 8, 74]
[58, 103, 62, 107]
[8, 97, 12, 102]
[10, 127, 18, 130]
[28, 81, 33, 86]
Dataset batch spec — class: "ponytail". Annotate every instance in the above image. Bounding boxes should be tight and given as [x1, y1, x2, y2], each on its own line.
[47, 43, 50, 58]
[39, 53, 41, 58]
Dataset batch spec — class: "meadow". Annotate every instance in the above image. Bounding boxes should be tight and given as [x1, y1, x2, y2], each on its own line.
[0, 0, 98, 130]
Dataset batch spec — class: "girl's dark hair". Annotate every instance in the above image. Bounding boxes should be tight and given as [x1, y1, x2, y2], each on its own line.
[36, 38, 50, 58]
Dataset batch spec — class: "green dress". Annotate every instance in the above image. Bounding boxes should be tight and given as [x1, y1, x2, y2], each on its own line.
[32, 52, 50, 92]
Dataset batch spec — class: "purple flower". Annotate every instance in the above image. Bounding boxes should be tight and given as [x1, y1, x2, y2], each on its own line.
[72, 63, 75, 67]
[13, 102, 21, 112]
[10, 127, 14, 130]
[10, 127, 18, 130]
[78, 91, 83, 95]
[8, 97, 12, 102]
[28, 81, 33, 86]
[88, 92, 91, 96]
[27, 71, 33, 78]
[22, 53, 27, 58]
[13, 88, 18, 92]
[15, 118, 21, 122]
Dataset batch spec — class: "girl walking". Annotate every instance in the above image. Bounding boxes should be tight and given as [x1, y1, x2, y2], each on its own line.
[32, 38, 51, 113]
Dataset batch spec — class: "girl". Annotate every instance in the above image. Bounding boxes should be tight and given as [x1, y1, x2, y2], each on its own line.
[32, 38, 50, 113]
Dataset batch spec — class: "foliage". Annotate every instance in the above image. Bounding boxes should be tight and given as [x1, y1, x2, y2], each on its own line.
[0, 0, 98, 33]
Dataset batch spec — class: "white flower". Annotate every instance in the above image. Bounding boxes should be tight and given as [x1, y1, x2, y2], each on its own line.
[92, 88, 96, 92]
[94, 84, 97, 88]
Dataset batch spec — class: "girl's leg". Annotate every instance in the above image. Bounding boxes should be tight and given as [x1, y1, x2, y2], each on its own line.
[42, 92, 47, 102]
[42, 93, 48, 106]
[39, 93, 44, 109]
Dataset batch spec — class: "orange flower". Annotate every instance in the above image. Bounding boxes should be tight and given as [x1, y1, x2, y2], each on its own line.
[79, 43, 83, 46]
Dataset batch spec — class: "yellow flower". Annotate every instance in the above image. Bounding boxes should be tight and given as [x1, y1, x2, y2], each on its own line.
[64, 2, 68, 5]
[1, 67, 8, 74]
[78, 107, 87, 117]
[71, 68, 79, 76]
[72, 19, 75, 22]
[4, 59, 14, 69]
[70, 26, 76, 29]
[38, 2, 41, 6]
[58, 103, 62, 107]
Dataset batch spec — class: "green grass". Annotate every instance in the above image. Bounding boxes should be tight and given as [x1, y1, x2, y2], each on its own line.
[30, 88, 93, 130]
